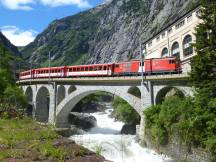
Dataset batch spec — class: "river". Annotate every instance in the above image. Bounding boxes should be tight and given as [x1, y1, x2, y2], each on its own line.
[70, 107, 171, 162]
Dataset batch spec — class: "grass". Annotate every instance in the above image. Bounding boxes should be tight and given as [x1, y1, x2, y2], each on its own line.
[0, 117, 93, 161]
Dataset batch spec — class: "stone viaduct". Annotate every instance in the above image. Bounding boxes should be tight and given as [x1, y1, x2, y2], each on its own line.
[18, 74, 192, 139]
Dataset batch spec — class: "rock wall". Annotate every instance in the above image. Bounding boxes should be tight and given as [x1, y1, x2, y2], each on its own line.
[144, 130, 212, 162]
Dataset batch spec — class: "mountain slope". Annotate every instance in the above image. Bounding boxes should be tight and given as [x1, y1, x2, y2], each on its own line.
[21, 0, 199, 67]
[0, 32, 22, 57]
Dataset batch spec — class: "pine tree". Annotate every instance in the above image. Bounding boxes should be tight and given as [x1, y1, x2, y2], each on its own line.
[191, 0, 216, 98]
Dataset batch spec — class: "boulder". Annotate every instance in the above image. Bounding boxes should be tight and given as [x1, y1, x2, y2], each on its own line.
[55, 126, 86, 137]
[68, 112, 97, 130]
[120, 124, 136, 135]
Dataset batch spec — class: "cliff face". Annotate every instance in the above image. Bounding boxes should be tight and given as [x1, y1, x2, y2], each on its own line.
[21, 0, 199, 67]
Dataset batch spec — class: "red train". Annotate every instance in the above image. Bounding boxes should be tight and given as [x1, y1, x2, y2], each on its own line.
[19, 57, 182, 80]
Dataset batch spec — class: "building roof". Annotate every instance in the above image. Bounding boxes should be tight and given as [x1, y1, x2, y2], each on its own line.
[142, 5, 200, 46]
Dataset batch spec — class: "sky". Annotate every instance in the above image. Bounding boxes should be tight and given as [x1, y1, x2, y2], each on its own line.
[0, 0, 105, 46]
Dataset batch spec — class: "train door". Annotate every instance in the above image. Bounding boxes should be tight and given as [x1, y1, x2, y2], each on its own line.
[125, 62, 131, 73]
[63, 67, 67, 77]
[32, 70, 35, 79]
[108, 65, 112, 76]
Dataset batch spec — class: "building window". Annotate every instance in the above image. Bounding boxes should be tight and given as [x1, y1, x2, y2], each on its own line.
[168, 28, 172, 35]
[171, 42, 180, 59]
[148, 41, 152, 47]
[183, 35, 193, 57]
[175, 20, 185, 29]
[187, 14, 192, 22]
[161, 47, 168, 57]
[156, 36, 160, 42]
[161, 32, 166, 38]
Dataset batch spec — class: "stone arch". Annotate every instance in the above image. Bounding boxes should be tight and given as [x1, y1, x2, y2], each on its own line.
[55, 86, 141, 127]
[36, 86, 50, 122]
[161, 47, 168, 57]
[128, 86, 141, 98]
[183, 34, 193, 57]
[25, 86, 33, 103]
[68, 85, 76, 94]
[57, 85, 66, 105]
[171, 42, 180, 59]
[25, 86, 33, 116]
[155, 86, 185, 104]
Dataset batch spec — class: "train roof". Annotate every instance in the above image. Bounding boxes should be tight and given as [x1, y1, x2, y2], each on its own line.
[115, 57, 176, 64]
[67, 63, 113, 67]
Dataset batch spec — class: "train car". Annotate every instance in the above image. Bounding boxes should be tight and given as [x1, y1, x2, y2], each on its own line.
[113, 60, 140, 75]
[143, 57, 181, 74]
[66, 63, 113, 77]
[34, 66, 66, 78]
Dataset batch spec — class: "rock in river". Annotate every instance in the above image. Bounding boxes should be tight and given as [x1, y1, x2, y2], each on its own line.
[68, 112, 97, 130]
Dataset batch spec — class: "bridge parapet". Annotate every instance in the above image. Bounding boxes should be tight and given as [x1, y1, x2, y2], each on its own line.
[17, 74, 189, 85]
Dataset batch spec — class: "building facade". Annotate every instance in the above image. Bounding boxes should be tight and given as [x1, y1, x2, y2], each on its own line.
[144, 7, 202, 74]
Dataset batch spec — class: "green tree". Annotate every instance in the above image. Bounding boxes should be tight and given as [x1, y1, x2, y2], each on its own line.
[0, 42, 27, 115]
[190, 0, 216, 98]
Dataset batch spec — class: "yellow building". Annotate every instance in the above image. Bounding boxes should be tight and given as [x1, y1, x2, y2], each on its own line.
[144, 7, 201, 74]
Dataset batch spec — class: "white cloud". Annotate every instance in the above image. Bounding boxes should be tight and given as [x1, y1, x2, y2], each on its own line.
[0, 0, 35, 10]
[0, 0, 92, 10]
[40, 0, 92, 8]
[1, 26, 38, 46]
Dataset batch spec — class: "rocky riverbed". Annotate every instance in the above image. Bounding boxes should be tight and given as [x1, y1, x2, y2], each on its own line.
[0, 118, 111, 162]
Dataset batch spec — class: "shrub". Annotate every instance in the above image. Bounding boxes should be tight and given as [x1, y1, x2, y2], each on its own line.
[112, 97, 140, 124]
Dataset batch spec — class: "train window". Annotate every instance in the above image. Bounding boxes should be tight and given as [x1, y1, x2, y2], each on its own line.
[69, 68, 72, 72]
[90, 67, 93, 71]
[115, 64, 119, 68]
[77, 68, 80, 71]
[85, 67, 88, 71]
[98, 66, 102, 70]
[58, 70, 61, 72]
[94, 67, 97, 71]
[81, 67, 84, 71]
[103, 66, 107, 70]
[169, 60, 175, 64]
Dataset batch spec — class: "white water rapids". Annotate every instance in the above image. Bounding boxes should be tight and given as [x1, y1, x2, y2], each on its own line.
[70, 108, 171, 162]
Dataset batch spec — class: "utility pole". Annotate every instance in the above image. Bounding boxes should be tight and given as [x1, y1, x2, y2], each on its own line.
[139, 38, 144, 86]
[49, 51, 51, 82]
[168, 37, 171, 56]
[30, 58, 32, 84]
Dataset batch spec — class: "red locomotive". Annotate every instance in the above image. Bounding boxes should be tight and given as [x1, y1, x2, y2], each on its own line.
[19, 57, 181, 80]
